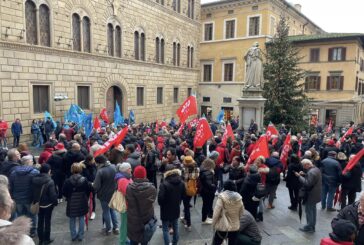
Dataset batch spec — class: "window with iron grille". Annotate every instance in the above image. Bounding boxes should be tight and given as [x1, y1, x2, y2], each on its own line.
[33, 85, 49, 113]
[225, 20, 235, 39]
[203, 64, 212, 82]
[107, 24, 114, 56]
[160, 39, 164, 64]
[77, 86, 90, 110]
[155, 38, 160, 63]
[137, 87, 144, 106]
[177, 43, 180, 66]
[249, 16, 260, 36]
[115, 26, 122, 57]
[25, 0, 37, 45]
[82, 17, 91, 53]
[204, 23, 213, 41]
[188, 0, 194, 19]
[173, 88, 179, 103]
[157, 87, 163, 104]
[39, 4, 50, 47]
[72, 14, 81, 51]
[173, 0, 180, 13]
[173, 42, 176, 65]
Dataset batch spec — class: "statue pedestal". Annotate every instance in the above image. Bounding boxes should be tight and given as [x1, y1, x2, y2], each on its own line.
[237, 87, 266, 132]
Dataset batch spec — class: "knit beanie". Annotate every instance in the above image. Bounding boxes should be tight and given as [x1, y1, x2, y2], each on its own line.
[133, 165, 147, 179]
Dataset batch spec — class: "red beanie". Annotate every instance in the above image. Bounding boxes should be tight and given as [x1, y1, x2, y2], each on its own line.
[133, 165, 147, 179]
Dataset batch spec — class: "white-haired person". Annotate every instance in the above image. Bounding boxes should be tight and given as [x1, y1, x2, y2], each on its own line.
[295, 159, 322, 233]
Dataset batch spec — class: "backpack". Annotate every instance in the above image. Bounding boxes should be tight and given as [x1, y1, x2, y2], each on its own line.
[185, 178, 198, 196]
[267, 166, 280, 186]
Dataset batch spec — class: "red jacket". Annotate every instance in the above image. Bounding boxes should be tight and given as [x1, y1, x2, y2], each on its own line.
[320, 238, 353, 245]
[38, 148, 53, 164]
[215, 143, 229, 168]
[229, 146, 241, 164]
[0, 121, 8, 137]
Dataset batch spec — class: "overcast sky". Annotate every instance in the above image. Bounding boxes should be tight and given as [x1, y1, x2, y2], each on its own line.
[200, 0, 364, 33]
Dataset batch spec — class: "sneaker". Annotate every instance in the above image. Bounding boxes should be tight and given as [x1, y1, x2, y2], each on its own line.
[103, 229, 112, 236]
[327, 208, 337, 212]
[90, 212, 96, 220]
[299, 227, 315, 233]
[43, 239, 54, 244]
[202, 219, 212, 225]
[113, 228, 120, 235]
[267, 204, 275, 209]
[184, 225, 192, 231]
[288, 206, 297, 211]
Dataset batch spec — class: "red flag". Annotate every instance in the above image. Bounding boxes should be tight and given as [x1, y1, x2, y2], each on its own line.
[193, 118, 213, 148]
[176, 96, 198, 123]
[177, 123, 185, 135]
[187, 118, 199, 129]
[280, 133, 292, 169]
[100, 108, 109, 124]
[326, 119, 333, 133]
[222, 124, 235, 145]
[246, 135, 270, 166]
[342, 147, 364, 174]
[155, 120, 159, 133]
[336, 126, 354, 148]
[94, 127, 128, 157]
[93, 117, 101, 130]
[266, 122, 278, 140]
[160, 121, 167, 128]
[298, 137, 302, 158]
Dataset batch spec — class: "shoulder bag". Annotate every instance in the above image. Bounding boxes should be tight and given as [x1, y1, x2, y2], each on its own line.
[30, 183, 47, 215]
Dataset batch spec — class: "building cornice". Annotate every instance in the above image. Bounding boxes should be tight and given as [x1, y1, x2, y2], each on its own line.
[0, 41, 199, 73]
[201, 35, 270, 44]
[201, 0, 265, 13]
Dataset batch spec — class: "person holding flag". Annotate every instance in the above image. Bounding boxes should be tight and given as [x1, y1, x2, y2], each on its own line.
[340, 154, 362, 209]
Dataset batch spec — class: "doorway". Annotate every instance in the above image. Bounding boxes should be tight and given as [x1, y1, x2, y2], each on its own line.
[106, 86, 123, 122]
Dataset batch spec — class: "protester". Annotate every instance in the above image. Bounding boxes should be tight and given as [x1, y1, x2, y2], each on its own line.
[320, 219, 356, 245]
[199, 158, 217, 224]
[143, 142, 159, 188]
[64, 143, 85, 177]
[236, 210, 262, 245]
[240, 165, 261, 220]
[225, 156, 245, 191]
[285, 154, 303, 211]
[265, 152, 283, 209]
[11, 118, 22, 148]
[81, 154, 97, 220]
[340, 154, 362, 209]
[31, 119, 40, 147]
[125, 144, 141, 170]
[0, 148, 20, 177]
[38, 143, 54, 165]
[47, 143, 67, 203]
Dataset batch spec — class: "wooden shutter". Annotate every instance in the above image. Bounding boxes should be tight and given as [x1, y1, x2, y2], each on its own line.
[341, 48, 346, 61]
[326, 76, 330, 90]
[328, 48, 333, 61]
[316, 77, 321, 90]
[339, 76, 344, 90]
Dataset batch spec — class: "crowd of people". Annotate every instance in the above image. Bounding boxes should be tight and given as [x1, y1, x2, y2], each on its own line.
[0, 117, 363, 245]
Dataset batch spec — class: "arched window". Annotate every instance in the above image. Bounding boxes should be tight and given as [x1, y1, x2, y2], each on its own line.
[177, 43, 180, 66]
[173, 42, 177, 66]
[25, 0, 37, 45]
[82, 16, 91, 53]
[72, 13, 81, 51]
[140, 33, 145, 61]
[107, 23, 114, 56]
[134, 31, 145, 61]
[39, 4, 50, 46]
[134, 31, 139, 60]
[160, 39, 164, 64]
[173, 0, 180, 13]
[190, 47, 194, 68]
[115, 26, 122, 58]
[187, 46, 190, 68]
[155, 37, 160, 63]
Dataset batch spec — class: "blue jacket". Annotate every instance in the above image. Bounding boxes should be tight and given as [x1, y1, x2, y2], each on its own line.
[11, 122, 22, 136]
[321, 156, 342, 186]
[10, 166, 39, 204]
[31, 123, 40, 134]
[44, 120, 55, 134]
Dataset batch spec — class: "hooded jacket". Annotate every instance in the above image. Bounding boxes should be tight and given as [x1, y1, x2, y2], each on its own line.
[31, 173, 58, 207]
[212, 190, 244, 232]
[0, 217, 35, 245]
[126, 152, 141, 170]
[158, 169, 185, 221]
[199, 168, 217, 196]
[9, 166, 39, 204]
[93, 162, 116, 202]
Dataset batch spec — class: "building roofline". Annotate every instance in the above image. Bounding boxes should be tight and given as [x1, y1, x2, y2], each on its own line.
[288, 33, 364, 48]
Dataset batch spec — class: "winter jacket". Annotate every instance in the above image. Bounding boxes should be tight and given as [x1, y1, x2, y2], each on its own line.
[332, 201, 364, 245]
[212, 190, 244, 232]
[116, 172, 132, 196]
[215, 143, 229, 168]
[237, 210, 262, 243]
[0, 217, 35, 245]
[82, 162, 97, 183]
[225, 164, 245, 191]
[341, 163, 362, 192]
[0, 160, 19, 178]
[286, 161, 303, 190]
[9, 166, 39, 204]
[11, 122, 22, 136]
[46, 151, 66, 178]
[93, 162, 116, 202]
[30, 123, 40, 134]
[38, 148, 53, 165]
[298, 166, 322, 205]
[31, 173, 58, 207]
[126, 178, 157, 243]
[126, 152, 141, 170]
[109, 148, 124, 165]
[320, 238, 353, 245]
[44, 120, 54, 134]
[62, 174, 92, 217]
[182, 161, 199, 181]
[240, 173, 261, 202]
[321, 146, 339, 160]
[64, 150, 85, 177]
[229, 147, 241, 164]
[194, 150, 206, 167]
[144, 150, 159, 171]
[321, 156, 342, 187]
[199, 169, 217, 196]
[158, 169, 185, 221]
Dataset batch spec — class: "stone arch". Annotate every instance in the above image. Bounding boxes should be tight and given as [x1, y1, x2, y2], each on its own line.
[63, 0, 97, 24]
[101, 74, 130, 114]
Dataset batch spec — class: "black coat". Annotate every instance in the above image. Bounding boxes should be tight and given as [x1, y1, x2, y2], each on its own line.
[0, 160, 19, 178]
[158, 169, 185, 221]
[32, 173, 58, 207]
[64, 151, 85, 177]
[47, 152, 66, 177]
[199, 169, 217, 196]
[82, 163, 97, 183]
[341, 163, 362, 192]
[240, 173, 261, 201]
[62, 174, 92, 217]
[285, 162, 303, 189]
[226, 165, 245, 191]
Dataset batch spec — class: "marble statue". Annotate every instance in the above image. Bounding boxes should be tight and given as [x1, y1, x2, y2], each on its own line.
[244, 42, 264, 88]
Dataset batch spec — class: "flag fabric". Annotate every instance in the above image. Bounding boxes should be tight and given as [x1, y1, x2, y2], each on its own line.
[326, 119, 333, 133]
[160, 121, 167, 128]
[246, 135, 270, 166]
[187, 118, 199, 129]
[177, 123, 185, 135]
[83, 113, 93, 138]
[342, 147, 364, 174]
[155, 120, 159, 133]
[266, 122, 278, 140]
[280, 133, 292, 169]
[44, 111, 57, 129]
[129, 110, 135, 124]
[176, 96, 198, 123]
[336, 126, 354, 148]
[66, 104, 85, 125]
[193, 118, 213, 148]
[216, 110, 225, 124]
[222, 123, 235, 145]
[114, 102, 124, 126]
[100, 108, 109, 124]
[93, 117, 101, 131]
[94, 127, 129, 157]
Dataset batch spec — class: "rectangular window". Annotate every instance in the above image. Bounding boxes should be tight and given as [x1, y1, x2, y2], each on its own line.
[33, 85, 49, 113]
[224, 63, 234, 81]
[173, 87, 179, 103]
[249, 16, 260, 36]
[187, 88, 192, 97]
[270, 16, 276, 36]
[203, 96, 210, 102]
[327, 75, 344, 90]
[310, 48, 320, 62]
[329, 47, 346, 61]
[225, 20, 235, 39]
[360, 58, 364, 72]
[157, 87, 163, 104]
[203, 64, 212, 82]
[305, 76, 321, 91]
[204, 23, 213, 41]
[137, 87, 144, 106]
[223, 97, 232, 103]
[77, 86, 90, 110]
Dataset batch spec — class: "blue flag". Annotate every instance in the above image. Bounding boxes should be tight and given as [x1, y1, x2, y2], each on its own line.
[216, 109, 225, 124]
[82, 113, 93, 138]
[129, 110, 135, 124]
[114, 102, 124, 126]
[44, 111, 57, 129]
[66, 104, 85, 125]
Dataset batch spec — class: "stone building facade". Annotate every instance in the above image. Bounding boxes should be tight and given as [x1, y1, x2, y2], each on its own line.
[0, 0, 200, 141]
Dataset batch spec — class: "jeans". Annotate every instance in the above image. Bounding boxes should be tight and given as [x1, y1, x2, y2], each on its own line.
[182, 195, 192, 226]
[38, 206, 53, 242]
[321, 182, 337, 209]
[201, 193, 214, 221]
[212, 231, 238, 245]
[0, 136, 7, 148]
[32, 133, 39, 146]
[15, 203, 37, 235]
[100, 200, 118, 231]
[13, 135, 20, 147]
[266, 184, 278, 206]
[162, 219, 179, 245]
[69, 216, 85, 240]
[304, 203, 317, 231]
[215, 168, 224, 192]
[288, 187, 299, 209]
[340, 188, 357, 209]
[38, 132, 44, 147]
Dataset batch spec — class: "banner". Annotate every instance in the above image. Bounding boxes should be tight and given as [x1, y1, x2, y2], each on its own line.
[266, 122, 278, 140]
[155, 120, 159, 133]
[100, 108, 109, 124]
[177, 123, 185, 135]
[336, 126, 354, 148]
[246, 135, 270, 166]
[216, 109, 224, 124]
[176, 96, 198, 123]
[114, 102, 124, 126]
[93, 117, 101, 131]
[187, 118, 199, 129]
[44, 111, 57, 129]
[66, 104, 85, 125]
[222, 123, 235, 145]
[193, 118, 213, 148]
[94, 127, 129, 157]
[342, 148, 364, 174]
[83, 113, 93, 138]
[280, 133, 292, 169]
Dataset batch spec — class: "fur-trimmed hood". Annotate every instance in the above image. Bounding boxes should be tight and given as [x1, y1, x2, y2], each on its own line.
[163, 168, 181, 179]
[0, 217, 35, 245]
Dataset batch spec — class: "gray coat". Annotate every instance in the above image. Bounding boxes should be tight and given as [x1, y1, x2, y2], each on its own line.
[126, 152, 141, 171]
[93, 162, 116, 202]
[299, 166, 322, 205]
